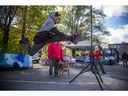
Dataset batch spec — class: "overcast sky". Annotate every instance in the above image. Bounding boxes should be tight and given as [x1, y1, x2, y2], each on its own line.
[102, 6, 128, 44]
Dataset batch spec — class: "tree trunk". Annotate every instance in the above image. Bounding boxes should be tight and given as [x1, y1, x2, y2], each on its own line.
[21, 6, 27, 38]
[72, 49, 76, 57]
[1, 6, 17, 52]
[2, 26, 10, 52]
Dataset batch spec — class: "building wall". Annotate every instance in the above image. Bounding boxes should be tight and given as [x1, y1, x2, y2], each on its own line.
[109, 43, 128, 55]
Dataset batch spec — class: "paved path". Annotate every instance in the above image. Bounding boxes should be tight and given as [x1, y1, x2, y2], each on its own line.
[0, 64, 128, 90]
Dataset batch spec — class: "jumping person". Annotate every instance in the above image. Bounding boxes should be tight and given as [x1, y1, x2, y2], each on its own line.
[20, 11, 80, 56]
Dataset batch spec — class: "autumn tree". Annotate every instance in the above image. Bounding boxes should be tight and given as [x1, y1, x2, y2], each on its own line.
[0, 6, 17, 52]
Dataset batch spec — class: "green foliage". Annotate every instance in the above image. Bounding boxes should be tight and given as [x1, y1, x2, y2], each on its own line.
[0, 6, 108, 58]
[61, 6, 90, 35]
[0, 6, 55, 53]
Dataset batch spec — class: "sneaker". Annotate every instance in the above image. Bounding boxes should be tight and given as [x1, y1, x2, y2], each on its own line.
[49, 75, 55, 79]
[102, 72, 106, 74]
[19, 37, 32, 54]
[54, 74, 59, 78]
[32, 52, 40, 62]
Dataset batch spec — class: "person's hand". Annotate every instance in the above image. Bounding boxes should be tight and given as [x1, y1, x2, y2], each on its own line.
[71, 32, 80, 44]
[51, 32, 56, 35]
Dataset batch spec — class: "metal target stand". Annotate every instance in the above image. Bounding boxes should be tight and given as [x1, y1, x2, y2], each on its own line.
[69, 6, 104, 90]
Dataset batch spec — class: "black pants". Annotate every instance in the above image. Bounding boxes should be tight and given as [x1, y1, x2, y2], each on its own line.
[122, 59, 128, 67]
[95, 60, 106, 74]
[49, 59, 60, 77]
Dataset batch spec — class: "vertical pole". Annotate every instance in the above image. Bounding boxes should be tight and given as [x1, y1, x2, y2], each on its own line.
[69, 6, 103, 90]
[90, 6, 103, 90]
[90, 5, 94, 65]
[90, 6, 93, 52]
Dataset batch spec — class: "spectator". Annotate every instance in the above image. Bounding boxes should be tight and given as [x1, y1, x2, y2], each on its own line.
[48, 41, 64, 78]
[106, 47, 114, 65]
[122, 52, 128, 68]
[93, 46, 106, 74]
[114, 49, 120, 63]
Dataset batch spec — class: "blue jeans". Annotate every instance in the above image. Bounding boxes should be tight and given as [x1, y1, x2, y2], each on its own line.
[95, 59, 105, 74]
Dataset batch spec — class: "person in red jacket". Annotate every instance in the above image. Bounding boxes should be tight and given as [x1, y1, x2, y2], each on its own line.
[93, 46, 106, 74]
[48, 41, 64, 77]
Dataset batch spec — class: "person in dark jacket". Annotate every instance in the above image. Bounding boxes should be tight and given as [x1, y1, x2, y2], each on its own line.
[122, 52, 128, 68]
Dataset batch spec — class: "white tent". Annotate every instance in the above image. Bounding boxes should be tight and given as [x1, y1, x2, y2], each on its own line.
[65, 40, 98, 50]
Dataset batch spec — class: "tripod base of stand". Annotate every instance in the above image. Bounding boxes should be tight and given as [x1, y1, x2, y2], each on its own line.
[69, 63, 104, 90]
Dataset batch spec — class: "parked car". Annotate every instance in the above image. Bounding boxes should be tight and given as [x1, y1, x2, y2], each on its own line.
[63, 56, 76, 63]
[32, 52, 41, 63]
[0, 53, 32, 69]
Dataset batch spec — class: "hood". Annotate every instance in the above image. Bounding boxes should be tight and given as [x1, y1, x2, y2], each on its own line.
[48, 12, 57, 20]
[37, 12, 57, 32]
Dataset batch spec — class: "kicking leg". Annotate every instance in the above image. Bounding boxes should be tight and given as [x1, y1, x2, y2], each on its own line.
[49, 27, 81, 44]
[50, 31, 80, 44]
[29, 31, 50, 56]
[29, 43, 44, 56]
